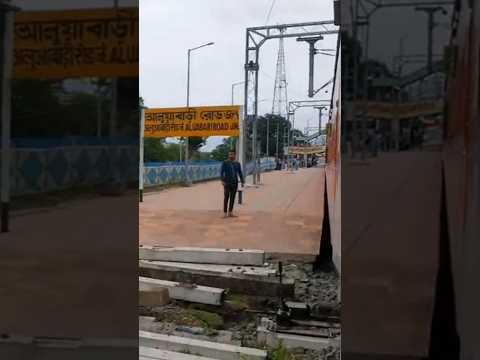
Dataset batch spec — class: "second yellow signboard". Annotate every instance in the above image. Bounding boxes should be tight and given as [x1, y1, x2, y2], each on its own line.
[288, 146, 325, 155]
[14, 7, 138, 79]
[144, 105, 240, 138]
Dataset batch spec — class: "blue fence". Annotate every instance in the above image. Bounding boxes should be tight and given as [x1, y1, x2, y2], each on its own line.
[143, 157, 276, 187]
[0, 138, 276, 195]
[1, 145, 138, 196]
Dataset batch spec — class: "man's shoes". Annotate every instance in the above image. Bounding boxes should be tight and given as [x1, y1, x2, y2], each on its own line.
[223, 213, 228, 218]
[228, 212, 237, 218]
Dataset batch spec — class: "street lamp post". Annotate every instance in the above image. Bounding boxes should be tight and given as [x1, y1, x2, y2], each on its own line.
[314, 106, 327, 136]
[231, 81, 244, 105]
[185, 41, 214, 186]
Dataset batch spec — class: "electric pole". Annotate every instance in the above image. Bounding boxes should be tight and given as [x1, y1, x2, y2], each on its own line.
[415, 6, 447, 73]
[297, 35, 323, 98]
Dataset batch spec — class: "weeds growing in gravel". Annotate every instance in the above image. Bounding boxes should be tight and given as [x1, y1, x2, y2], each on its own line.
[269, 341, 296, 360]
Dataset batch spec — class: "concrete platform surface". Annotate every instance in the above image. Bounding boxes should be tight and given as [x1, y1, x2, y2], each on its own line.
[140, 168, 324, 255]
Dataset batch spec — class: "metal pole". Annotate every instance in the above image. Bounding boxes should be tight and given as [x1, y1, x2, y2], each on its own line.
[252, 51, 260, 185]
[184, 42, 214, 186]
[292, 110, 295, 146]
[275, 116, 280, 157]
[281, 124, 285, 158]
[109, 0, 119, 185]
[243, 29, 250, 184]
[360, 18, 371, 161]
[1, 5, 14, 232]
[96, 93, 102, 138]
[317, 107, 323, 137]
[139, 107, 145, 202]
[231, 81, 244, 105]
[266, 117, 269, 156]
[239, 105, 245, 173]
[287, 112, 291, 147]
[185, 49, 191, 185]
[427, 11, 434, 73]
[110, 3, 118, 133]
[308, 41, 315, 98]
[179, 138, 182, 161]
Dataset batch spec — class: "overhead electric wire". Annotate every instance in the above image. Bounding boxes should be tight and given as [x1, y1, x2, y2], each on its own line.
[264, 0, 277, 25]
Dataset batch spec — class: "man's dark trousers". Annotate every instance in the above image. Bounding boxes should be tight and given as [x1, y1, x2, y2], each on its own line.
[224, 183, 238, 213]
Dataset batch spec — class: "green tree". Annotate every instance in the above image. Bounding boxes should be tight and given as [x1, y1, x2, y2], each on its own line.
[211, 137, 236, 161]
[63, 92, 98, 135]
[12, 79, 64, 137]
[191, 151, 212, 161]
[144, 139, 184, 162]
[256, 114, 298, 157]
[188, 136, 207, 152]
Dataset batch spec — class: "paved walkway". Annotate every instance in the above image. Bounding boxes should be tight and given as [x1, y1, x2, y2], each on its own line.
[140, 167, 325, 254]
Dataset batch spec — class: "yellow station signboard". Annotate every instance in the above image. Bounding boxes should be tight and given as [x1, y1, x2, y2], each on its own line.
[144, 105, 240, 138]
[13, 7, 138, 79]
[288, 146, 325, 155]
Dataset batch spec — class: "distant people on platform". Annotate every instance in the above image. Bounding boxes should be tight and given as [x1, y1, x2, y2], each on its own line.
[275, 158, 282, 170]
[220, 151, 244, 218]
[286, 157, 293, 172]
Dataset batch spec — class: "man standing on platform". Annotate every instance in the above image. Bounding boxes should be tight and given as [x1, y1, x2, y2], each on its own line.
[220, 151, 244, 218]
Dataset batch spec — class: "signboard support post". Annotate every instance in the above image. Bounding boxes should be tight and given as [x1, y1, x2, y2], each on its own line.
[239, 106, 245, 174]
[185, 137, 190, 186]
[0, 4, 15, 233]
[139, 106, 145, 202]
[185, 48, 192, 187]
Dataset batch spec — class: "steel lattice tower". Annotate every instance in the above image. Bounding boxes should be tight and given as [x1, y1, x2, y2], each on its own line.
[271, 28, 288, 157]
[271, 30, 288, 117]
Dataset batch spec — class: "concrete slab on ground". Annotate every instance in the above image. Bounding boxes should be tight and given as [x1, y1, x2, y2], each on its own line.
[257, 326, 338, 352]
[140, 260, 277, 277]
[139, 246, 266, 266]
[139, 316, 237, 346]
[139, 277, 224, 306]
[140, 346, 218, 360]
[139, 261, 294, 297]
[139, 331, 267, 360]
[139, 287, 170, 306]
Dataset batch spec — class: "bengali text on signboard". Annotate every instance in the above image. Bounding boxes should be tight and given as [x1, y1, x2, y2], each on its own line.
[287, 146, 325, 155]
[13, 7, 138, 78]
[144, 105, 241, 138]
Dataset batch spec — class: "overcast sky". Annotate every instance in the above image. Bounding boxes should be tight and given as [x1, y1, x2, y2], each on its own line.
[140, 0, 338, 151]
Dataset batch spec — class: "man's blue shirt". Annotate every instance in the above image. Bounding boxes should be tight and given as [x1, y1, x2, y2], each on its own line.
[220, 160, 244, 185]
